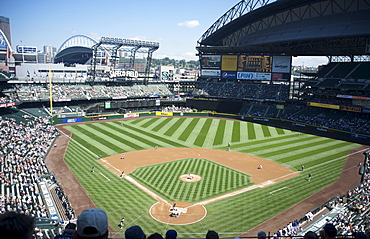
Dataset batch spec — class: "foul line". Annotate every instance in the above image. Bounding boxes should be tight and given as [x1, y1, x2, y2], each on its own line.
[269, 187, 289, 194]
[98, 172, 110, 181]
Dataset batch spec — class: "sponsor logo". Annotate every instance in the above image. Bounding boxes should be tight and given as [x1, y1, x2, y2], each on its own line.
[92, 117, 107, 121]
[110, 70, 138, 78]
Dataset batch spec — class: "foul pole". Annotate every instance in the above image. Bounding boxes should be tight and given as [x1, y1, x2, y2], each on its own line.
[48, 66, 54, 121]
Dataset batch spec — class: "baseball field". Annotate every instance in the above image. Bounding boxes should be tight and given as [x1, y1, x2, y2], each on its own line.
[48, 116, 363, 238]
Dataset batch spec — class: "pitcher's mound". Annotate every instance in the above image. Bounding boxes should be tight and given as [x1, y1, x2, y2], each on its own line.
[150, 201, 206, 225]
[179, 174, 202, 182]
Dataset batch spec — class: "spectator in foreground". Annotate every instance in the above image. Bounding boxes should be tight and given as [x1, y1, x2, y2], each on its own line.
[324, 223, 337, 239]
[165, 229, 177, 239]
[148, 232, 163, 239]
[206, 230, 219, 239]
[55, 222, 76, 239]
[0, 211, 35, 239]
[257, 231, 267, 239]
[304, 231, 318, 239]
[125, 225, 146, 239]
[75, 208, 108, 239]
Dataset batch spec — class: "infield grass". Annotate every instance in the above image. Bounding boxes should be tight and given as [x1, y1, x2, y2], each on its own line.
[64, 117, 359, 237]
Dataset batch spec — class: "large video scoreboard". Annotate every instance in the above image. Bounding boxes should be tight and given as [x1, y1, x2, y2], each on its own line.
[200, 54, 291, 81]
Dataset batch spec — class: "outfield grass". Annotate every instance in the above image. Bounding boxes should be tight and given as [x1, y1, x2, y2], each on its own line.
[64, 117, 359, 237]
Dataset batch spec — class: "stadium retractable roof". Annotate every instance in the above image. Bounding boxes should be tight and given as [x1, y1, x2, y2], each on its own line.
[197, 0, 370, 56]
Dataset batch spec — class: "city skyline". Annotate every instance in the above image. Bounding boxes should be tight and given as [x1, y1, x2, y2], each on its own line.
[3, 0, 327, 67]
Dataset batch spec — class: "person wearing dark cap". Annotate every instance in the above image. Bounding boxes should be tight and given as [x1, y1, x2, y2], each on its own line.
[165, 229, 177, 239]
[125, 225, 146, 239]
[75, 208, 108, 239]
[323, 223, 337, 239]
[206, 230, 219, 239]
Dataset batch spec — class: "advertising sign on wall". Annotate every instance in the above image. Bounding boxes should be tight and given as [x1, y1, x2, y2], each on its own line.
[221, 71, 237, 79]
[221, 55, 237, 71]
[237, 72, 271, 80]
[272, 56, 291, 73]
[201, 69, 221, 78]
[201, 55, 221, 69]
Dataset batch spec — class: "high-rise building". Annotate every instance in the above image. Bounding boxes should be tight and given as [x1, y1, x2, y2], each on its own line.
[0, 16, 11, 46]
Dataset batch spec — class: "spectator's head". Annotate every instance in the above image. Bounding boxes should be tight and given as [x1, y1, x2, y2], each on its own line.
[355, 232, 367, 239]
[125, 225, 146, 239]
[76, 208, 108, 239]
[257, 231, 267, 239]
[304, 231, 318, 239]
[148, 232, 163, 239]
[206, 230, 219, 239]
[165, 229, 177, 239]
[0, 211, 35, 239]
[365, 228, 370, 239]
[64, 222, 76, 235]
[323, 223, 337, 239]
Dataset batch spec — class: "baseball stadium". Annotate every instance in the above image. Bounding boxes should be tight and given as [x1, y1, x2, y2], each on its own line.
[1, 0, 370, 239]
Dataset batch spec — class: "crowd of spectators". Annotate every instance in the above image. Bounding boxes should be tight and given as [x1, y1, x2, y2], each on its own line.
[241, 102, 369, 135]
[319, 159, 370, 236]
[195, 81, 289, 101]
[0, 95, 18, 104]
[14, 84, 173, 102]
[162, 105, 193, 113]
[0, 113, 74, 233]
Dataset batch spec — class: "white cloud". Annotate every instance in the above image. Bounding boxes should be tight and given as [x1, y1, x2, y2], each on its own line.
[89, 32, 102, 41]
[177, 20, 200, 28]
[292, 56, 328, 67]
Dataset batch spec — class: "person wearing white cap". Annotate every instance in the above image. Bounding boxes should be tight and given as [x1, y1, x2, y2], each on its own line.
[75, 208, 109, 239]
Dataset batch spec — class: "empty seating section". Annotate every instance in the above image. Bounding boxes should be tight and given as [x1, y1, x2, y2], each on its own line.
[316, 62, 338, 78]
[350, 62, 370, 79]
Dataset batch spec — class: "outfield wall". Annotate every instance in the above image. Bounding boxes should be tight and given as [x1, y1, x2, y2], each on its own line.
[52, 112, 370, 145]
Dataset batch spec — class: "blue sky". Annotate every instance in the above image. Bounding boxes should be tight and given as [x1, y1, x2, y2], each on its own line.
[3, 0, 327, 66]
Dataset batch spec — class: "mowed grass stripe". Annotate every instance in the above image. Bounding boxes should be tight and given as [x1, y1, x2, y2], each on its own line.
[164, 118, 187, 136]
[123, 123, 188, 148]
[194, 119, 213, 147]
[178, 118, 200, 142]
[139, 117, 162, 128]
[167, 118, 194, 140]
[240, 135, 328, 155]
[289, 144, 356, 168]
[276, 127, 286, 135]
[84, 123, 141, 152]
[97, 122, 148, 151]
[275, 141, 352, 164]
[290, 150, 350, 170]
[66, 125, 114, 156]
[256, 137, 339, 158]
[229, 134, 312, 151]
[261, 125, 271, 137]
[247, 122, 256, 139]
[152, 117, 173, 132]
[232, 121, 240, 142]
[213, 120, 226, 146]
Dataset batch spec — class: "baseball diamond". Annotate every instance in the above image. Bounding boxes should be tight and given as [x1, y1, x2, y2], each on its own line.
[46, 116, 364, 238]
